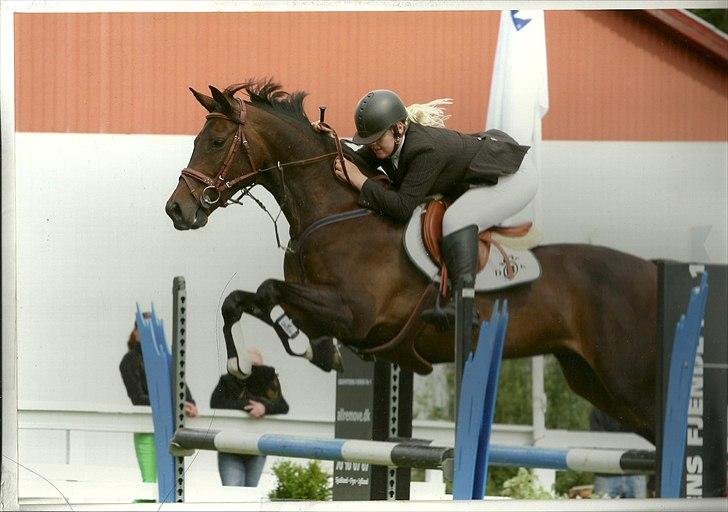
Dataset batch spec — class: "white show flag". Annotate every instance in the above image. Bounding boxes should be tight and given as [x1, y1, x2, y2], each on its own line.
[486, 10, 549, 228]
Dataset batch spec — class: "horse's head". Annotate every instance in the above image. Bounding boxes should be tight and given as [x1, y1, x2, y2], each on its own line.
[166, 79, 360, 234]
[165, 83, 262, 230]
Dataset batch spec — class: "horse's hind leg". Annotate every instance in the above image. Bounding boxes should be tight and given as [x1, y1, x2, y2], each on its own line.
[553, 350, 654, 442]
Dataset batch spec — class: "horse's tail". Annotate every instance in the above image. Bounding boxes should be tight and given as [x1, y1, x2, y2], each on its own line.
[406, 98, 453, 128]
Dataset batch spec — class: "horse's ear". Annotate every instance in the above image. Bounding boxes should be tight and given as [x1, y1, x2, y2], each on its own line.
[189, 87, 218, 113]
[209, 85, 235, 116]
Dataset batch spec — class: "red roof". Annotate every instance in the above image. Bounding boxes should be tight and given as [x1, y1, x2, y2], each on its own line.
[642, 9, 728, 66]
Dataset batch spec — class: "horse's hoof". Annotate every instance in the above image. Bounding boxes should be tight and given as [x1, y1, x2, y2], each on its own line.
[310, 336, 344, 372]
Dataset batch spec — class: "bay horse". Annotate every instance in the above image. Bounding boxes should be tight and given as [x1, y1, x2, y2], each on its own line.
[165, 80, 658, 442]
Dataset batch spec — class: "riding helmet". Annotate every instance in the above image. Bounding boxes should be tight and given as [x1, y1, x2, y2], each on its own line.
[352, 90, 408, 145]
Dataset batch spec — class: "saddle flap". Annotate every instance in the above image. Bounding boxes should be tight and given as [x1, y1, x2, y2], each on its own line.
[421, 198, 450, 266]
[403, 203, 542, 292]
[420, 199, 535, 275]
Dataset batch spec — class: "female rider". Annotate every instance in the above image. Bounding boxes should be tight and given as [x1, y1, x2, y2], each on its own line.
[314, 90, 537, 327]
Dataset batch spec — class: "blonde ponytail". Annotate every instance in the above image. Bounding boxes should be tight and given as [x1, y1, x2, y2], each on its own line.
[405, 98, 453, 128]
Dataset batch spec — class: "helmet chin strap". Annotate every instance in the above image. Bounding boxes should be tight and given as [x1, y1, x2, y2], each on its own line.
[389, 123, 404, 157]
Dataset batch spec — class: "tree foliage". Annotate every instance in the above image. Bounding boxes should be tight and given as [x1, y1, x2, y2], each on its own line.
[689, 9, 728, 34]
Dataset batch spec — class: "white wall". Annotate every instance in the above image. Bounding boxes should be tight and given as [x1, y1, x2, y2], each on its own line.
[13, 133, 727, 460]
[540, 141, 727, 263]
[15, 132, 336, 420]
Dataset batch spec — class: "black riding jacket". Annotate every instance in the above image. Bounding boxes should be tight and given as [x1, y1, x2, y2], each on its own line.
[119, 344, 195, 406]
[210, 365, 289, 416]
[355, 123, 529, 222]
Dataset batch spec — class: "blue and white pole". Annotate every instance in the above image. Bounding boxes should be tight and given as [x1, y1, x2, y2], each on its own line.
[171, 427, 655, 475]
[488, 445, 654, 474]
[172, 428, 452, 470]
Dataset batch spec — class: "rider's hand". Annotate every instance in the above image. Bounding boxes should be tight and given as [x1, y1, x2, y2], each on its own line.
[334, 159, 367, 190]
[311, 121, 334, 137]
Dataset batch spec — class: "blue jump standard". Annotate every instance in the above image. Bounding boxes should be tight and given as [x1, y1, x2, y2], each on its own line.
[172, 427, 654, 474]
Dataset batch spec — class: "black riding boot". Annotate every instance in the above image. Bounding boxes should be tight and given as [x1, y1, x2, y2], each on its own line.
[422, 225, 480, 331]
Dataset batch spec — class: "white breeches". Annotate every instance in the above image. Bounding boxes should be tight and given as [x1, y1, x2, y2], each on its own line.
[442, 151, 539, 236]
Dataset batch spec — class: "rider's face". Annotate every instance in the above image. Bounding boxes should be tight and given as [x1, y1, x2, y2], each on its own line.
[367, 123, 403, 159]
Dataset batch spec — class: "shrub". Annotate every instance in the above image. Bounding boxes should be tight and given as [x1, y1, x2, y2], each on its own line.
[500, 468, 554, 499]
[268, 460, 332, 501]
[486, 466, 520, 496]
[554, 469, 594, 496]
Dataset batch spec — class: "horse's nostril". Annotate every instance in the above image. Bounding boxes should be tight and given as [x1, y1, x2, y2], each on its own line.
[165, 201, 180, 216]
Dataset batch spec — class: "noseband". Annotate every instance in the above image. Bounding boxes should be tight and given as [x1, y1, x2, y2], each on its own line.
[179, 96, 348, 209]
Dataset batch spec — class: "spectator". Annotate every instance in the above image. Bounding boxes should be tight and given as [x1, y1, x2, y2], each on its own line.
[590, 407, 647, 498]
[210, 348, 289, 487]
[119, 312, 198, 485]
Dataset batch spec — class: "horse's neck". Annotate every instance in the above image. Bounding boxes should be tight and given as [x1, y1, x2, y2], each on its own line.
[267, 159, 361, 238]
[250, 111, 360, 237]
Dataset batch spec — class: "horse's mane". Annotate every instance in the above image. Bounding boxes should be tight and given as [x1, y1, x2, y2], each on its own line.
[239, 78, 311, 129]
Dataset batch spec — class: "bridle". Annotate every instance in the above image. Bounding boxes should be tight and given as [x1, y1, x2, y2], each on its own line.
[180, 96, 259, 208]
[179, 91, 349, 210]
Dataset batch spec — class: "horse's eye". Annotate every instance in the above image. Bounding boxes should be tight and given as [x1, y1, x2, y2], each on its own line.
[211, 138, 225, 148]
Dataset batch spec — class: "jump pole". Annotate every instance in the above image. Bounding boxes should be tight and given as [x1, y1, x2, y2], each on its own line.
[166, 277, 446, 501]
[171, 427, 655, 476]
[164, 275, 710, 501]
[172, 428, 452, 470]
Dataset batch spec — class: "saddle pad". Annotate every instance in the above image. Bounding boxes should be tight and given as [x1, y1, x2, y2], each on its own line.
[404, 204, 542, 292]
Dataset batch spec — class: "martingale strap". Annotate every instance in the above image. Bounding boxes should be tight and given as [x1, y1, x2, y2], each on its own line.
[289, 209, 373, 253]
[289, 208, 373, 277]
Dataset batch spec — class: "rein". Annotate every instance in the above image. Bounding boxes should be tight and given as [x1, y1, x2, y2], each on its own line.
[178, 88, 365, 256]
[312, 121, 351, 184]
[179, 95, 348, 210]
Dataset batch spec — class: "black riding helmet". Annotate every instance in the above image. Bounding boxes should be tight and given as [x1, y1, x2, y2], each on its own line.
[352, 90, 408, 145]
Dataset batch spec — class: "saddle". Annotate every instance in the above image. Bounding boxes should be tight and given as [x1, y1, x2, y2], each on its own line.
[360, 198, 541, 374]
[420, 198, 534, 297]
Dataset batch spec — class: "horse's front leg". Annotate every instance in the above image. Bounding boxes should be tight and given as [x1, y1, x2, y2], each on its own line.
[222, 279, 368, 377]
[220, 289, 273, 378]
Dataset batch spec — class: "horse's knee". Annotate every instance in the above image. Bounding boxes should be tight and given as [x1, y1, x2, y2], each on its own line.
[256, 279, 280, 304]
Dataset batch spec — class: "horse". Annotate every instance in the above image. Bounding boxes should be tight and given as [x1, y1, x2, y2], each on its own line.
[165, 80, 658, 442]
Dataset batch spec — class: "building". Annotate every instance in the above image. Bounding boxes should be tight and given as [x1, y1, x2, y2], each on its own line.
[2, 4, 726, 504]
